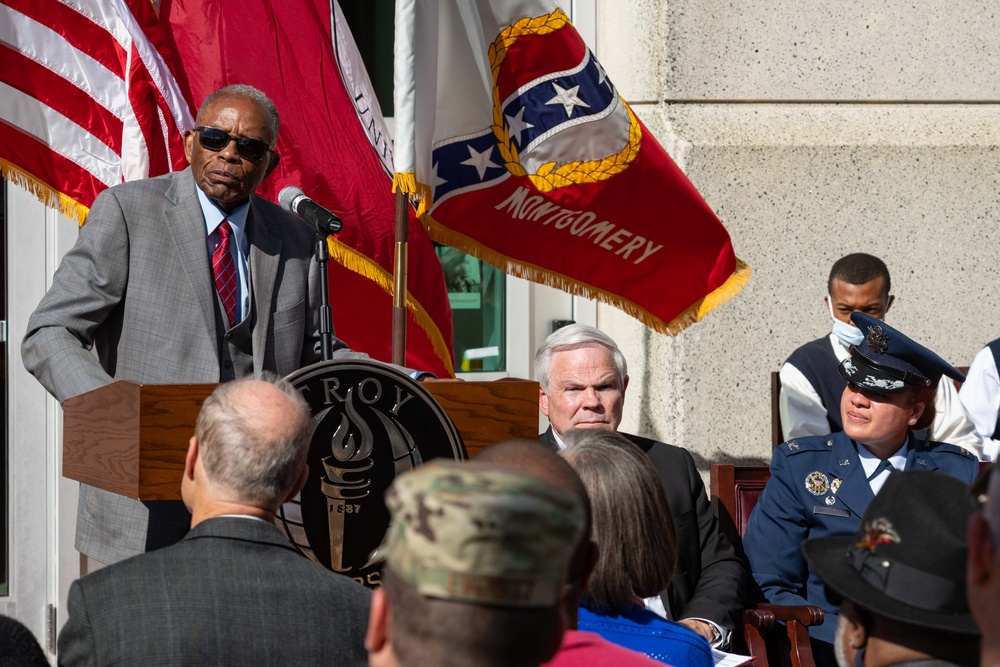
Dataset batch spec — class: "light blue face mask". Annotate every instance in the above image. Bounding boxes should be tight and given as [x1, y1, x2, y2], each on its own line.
[828, 298, 865, 347]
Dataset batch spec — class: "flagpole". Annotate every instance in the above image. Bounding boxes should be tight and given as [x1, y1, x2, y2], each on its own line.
[392, 189, 408, 366]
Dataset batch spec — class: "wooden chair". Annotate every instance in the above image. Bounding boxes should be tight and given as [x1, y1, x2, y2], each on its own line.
[710, 463, 824, 667]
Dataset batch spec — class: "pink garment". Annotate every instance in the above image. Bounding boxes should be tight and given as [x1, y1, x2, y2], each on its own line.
[545, 630, 665, 667]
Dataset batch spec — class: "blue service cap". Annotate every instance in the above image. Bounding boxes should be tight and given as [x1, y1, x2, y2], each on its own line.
[837, 312, 965, 394]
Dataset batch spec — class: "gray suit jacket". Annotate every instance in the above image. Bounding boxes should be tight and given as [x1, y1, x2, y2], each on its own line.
[22, 168, 370, 562]
[57, 517, 372, 667]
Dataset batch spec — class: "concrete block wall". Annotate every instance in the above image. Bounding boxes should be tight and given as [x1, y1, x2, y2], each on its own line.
[594, 0, 1000, 465]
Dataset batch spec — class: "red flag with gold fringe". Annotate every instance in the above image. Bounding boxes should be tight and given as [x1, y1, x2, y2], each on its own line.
[393, 0, 749, 334]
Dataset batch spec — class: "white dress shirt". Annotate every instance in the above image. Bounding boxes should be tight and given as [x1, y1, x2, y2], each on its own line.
[857, 439, 909, 495]
[959, 345, 1000, 462]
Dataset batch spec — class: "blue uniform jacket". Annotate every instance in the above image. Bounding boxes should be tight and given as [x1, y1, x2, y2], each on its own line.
[743, 431, 978, 645]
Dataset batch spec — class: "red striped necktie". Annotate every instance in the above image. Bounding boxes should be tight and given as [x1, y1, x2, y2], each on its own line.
[212, 221, 238, 326]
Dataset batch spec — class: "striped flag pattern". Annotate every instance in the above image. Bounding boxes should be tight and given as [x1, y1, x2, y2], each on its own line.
[2, 0, 456, 376]
[0, 0, 191, 222]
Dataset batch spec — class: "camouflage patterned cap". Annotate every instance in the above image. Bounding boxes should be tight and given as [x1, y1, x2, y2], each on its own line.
[375, 460, 586, 608]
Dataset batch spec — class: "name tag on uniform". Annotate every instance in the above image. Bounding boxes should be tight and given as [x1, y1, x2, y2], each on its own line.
[813, 506, 851, 518]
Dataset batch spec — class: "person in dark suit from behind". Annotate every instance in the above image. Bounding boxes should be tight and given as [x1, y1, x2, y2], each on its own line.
[534, 323, 744, 647]
[57, 374, 371, 667]
[0, 614, 48, 667]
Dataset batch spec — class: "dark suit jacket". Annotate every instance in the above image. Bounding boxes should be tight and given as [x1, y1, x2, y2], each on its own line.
[22, 169, 371, 563]
[540, 428, 745, 631]
[743, 431, 979, 645]
[57, 517, 371, 667]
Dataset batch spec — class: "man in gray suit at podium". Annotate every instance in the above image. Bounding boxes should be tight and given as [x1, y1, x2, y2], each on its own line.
[21, 84, 368, 565]
[57, 375, 371, 666]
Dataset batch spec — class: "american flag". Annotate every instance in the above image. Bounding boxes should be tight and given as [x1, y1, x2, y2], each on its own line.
[0, 0, 191, 222]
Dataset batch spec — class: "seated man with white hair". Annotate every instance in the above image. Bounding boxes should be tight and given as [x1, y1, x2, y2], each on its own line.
[535, 323, 744, 647]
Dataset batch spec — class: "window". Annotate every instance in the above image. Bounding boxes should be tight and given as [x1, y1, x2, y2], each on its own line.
[436, 246, 505, 372]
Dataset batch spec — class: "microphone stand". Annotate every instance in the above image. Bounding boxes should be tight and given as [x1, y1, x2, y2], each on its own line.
[315, 234, 336, 361]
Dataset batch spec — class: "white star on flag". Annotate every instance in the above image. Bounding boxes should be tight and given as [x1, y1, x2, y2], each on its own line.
[595, 61, 612, 90]
[430, 161, 448, 188]
[504, 107, 535, 146]
[546, 82, 590, 117]
[461, 144, 500, 180]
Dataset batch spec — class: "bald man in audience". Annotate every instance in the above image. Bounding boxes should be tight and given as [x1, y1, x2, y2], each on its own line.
[57, 375, 371, 666]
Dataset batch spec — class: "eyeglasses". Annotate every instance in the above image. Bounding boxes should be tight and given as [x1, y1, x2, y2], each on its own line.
[193, 126, 274, 162]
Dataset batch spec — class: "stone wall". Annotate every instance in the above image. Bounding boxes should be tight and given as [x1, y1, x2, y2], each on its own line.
[594, 0, 1000, 466]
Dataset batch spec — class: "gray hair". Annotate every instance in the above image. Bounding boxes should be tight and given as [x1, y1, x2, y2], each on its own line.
[534, 324, 627, 393]
[198, 84, 280, 146]
[560, 428, 675, 615]
[194, 373, 311, 510]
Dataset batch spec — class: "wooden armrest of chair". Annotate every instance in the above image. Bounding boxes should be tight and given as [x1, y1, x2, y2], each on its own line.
[742, 608, 775, 666]
[745, 604, 824, 667]
[755, 603, 824, 627]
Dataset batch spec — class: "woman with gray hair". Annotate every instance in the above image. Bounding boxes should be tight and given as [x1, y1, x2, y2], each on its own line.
[561, 428, 713, 667]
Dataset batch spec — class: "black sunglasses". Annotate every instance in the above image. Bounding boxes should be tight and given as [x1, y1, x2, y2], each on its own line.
[193, 126, 274, 162]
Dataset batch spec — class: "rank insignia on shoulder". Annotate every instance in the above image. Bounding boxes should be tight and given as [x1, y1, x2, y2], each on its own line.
[831, 478, 842, 494]
[806, 471, 829, 496]
[787, 440, 800, 450]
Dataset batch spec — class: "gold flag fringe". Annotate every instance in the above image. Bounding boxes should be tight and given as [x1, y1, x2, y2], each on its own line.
[326, 236, 456, 376]
[392, 171, 434, 215]
[423, 215, 751, 336]
[1, 159, 90, 225]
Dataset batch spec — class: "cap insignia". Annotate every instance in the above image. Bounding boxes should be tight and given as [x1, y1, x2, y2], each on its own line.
[856, 517, 900, 551]
[866, 325, 889, 354]
[806, 471, 829, 496]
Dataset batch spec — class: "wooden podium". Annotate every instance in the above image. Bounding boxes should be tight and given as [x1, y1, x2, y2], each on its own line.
[62, 378, 540, 502]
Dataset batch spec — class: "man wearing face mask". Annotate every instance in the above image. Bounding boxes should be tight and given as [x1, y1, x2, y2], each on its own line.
[778, 253, 982, 458]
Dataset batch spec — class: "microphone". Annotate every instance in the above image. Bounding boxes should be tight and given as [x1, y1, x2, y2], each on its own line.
[278, 186, 343, 236]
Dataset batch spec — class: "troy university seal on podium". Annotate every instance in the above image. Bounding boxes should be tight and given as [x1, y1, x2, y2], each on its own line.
[276, 360, 465, 588]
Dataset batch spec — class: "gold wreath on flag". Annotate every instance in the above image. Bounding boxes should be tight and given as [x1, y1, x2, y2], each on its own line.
[486, 9, 641, 193]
